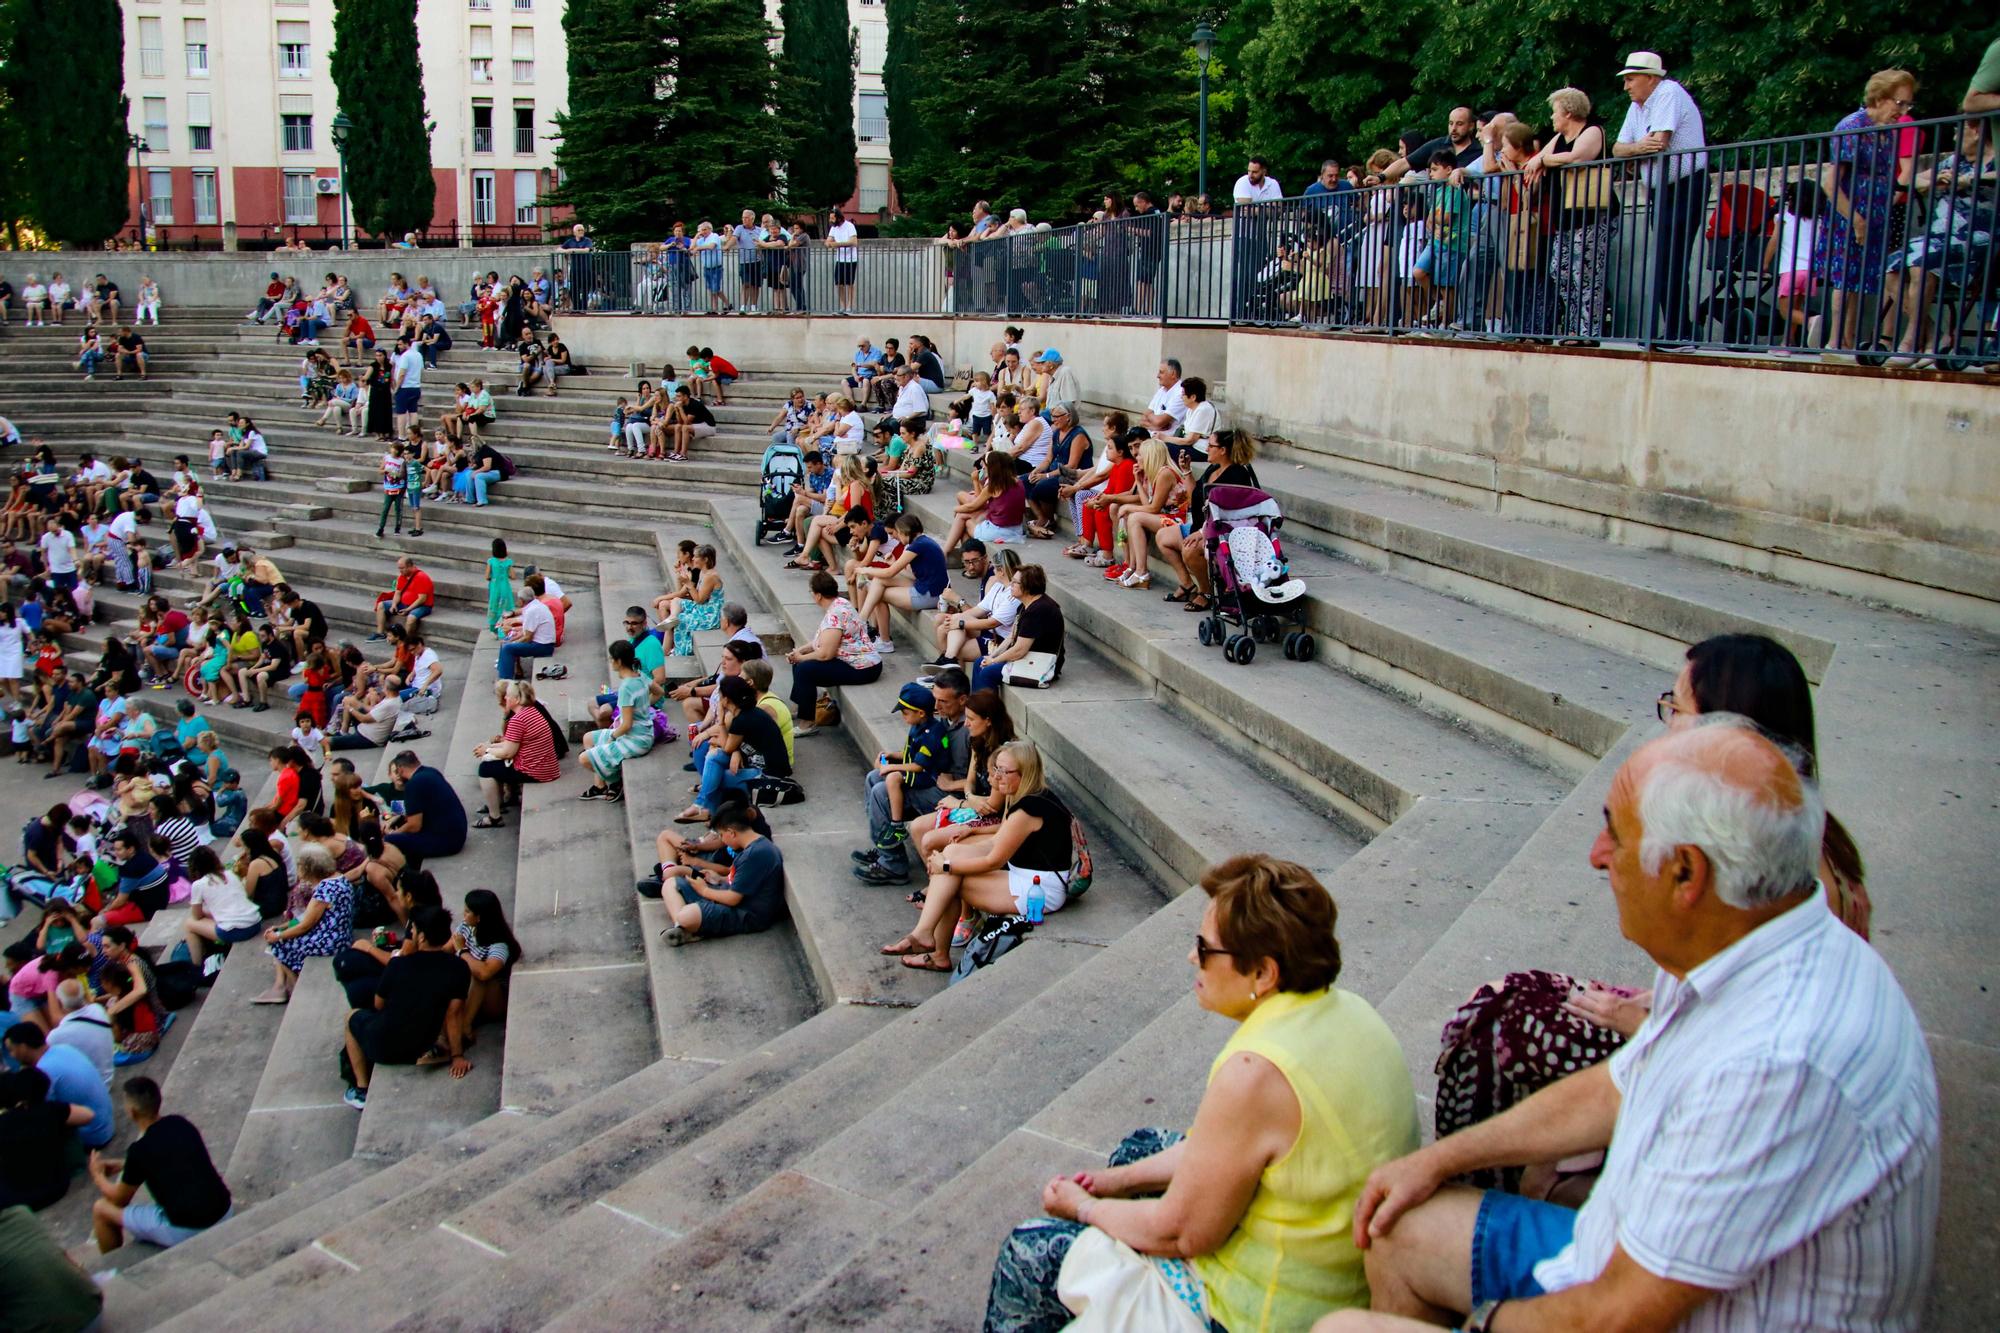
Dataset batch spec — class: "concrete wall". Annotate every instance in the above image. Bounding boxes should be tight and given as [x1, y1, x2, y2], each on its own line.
[22, 249, 555, 308]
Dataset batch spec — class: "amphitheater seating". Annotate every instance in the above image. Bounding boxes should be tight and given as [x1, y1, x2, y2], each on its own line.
[0, 307, 1987, 1330]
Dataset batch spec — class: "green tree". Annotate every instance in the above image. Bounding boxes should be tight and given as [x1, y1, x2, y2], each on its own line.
[777, 0, 856, 208]
[1237, 0, 1413, 181]
[663, 0, 784, 221]
[329, 0, 435, 237]
[6, 0, 128, 246]
[551, 0, 673, 243]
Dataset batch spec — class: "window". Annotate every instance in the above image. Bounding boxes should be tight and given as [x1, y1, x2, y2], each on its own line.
[513, 0, 533, 9]
[468, 0, 490, 7]
[858, 23, 886, 75]
[471, 170, 496, 225]
[142, 97, 170, 152]
[513, 170, 538, 223]
[282, 171, 317, 223]
[187, 92, 212, 151]
[470, 26, 493, 81]
[282, 114, 313, 152]
[137, 17, 164, 77]
[857, 161, 890, 213]
[147, 169, 175, 224]
[858, 91, 888, 144]
[472, 103, 494, 153]
[184, 18, 208, 75]
[513, 102, 534, 154]
[192, 169, 218, 224]
[277, 20, 310, 76]
[511, 27, 534, 81]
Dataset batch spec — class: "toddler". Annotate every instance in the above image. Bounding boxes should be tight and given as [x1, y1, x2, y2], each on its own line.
[967, 372, 997, 441]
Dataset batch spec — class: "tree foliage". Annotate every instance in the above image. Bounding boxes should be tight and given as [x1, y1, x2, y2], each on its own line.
[329, 0, 435, 237]
[5, 0, 128, 246]
[777, 0, 856, 208]
[553, 0, 782, 243]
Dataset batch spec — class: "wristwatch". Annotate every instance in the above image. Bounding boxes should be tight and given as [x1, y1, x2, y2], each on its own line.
[1463, 1299, 1505, 1332]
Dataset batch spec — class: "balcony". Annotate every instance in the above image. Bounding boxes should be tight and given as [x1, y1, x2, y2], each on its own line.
[515, 127, 534, 154]
[859, 115, 888, 143]
[858, 184, 890, 213]
[139, 48, 165, 77]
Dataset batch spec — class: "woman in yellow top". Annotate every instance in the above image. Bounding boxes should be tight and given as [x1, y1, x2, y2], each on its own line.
[984, 854, 1420, 1332]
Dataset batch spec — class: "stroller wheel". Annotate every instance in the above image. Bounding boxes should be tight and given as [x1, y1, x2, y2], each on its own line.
[1251, 615, 1280, 643]
[1853, 340, 1892, 370]
[1226, 632, 1256, 665]
[1283, 631, 1300, 660]
[1197, 618, 1217, 648]
[1222, 633, 1239, 663]
[1292, 632, 1316, 663]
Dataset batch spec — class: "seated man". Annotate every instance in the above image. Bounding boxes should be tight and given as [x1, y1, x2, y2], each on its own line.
[650, 803, 786, 946]
[1324, 720, 1939, 1333]
[341, 905, 472, 1108]
[111, 326, 147, 381]
[381, 750, 467, 869]
[329, 682, 402, 752]
[782, 450, 833, 549]
[370, 555, 434, 641]
[852, 671, 969, 885]
[0, 1066, 96, 1212]
[87, 1076, 232, 1253]
[3, 1022, 114, 1153]
[495, 582, 557, 682]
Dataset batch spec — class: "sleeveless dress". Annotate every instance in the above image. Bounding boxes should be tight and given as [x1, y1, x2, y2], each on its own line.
[485, 556, 515, 633]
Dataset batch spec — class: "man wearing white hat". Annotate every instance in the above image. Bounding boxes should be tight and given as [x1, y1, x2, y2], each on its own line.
[1611, 51, 1709, 345]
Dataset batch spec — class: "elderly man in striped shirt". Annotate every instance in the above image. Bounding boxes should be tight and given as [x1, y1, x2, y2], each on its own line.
[1323, 718, 1939, 1333]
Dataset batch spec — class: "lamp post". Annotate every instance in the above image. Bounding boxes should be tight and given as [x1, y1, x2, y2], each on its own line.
[1192, 23, 1215, 203]
[128, 133, 149, 247]
[331, 111, 353, 250]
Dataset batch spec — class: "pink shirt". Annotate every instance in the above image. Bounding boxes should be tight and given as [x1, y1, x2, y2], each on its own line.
[7, 955, 61, 1002]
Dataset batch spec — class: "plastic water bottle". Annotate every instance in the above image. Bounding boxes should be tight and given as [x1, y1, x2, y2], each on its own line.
[1025, 875, 1045, 923]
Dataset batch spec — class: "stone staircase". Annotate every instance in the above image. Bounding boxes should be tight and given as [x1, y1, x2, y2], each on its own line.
[0, 309, 1989, 1328]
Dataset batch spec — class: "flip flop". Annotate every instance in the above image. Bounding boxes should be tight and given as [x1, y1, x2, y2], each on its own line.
[900, 955, 953, 972]
[879, 937, 931, 957]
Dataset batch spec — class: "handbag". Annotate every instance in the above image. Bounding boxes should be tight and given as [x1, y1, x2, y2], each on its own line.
[1560, 162, 1616, 214]
[813, 693, 842, 728]
[1055, 1227, 1209, 1332]
[1000, 651, 1060, 689]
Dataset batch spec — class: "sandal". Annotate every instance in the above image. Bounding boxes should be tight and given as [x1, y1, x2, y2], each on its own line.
[1162, 585, 1196, 603]
[414, 1044, 452, 1068]
[1062, 542, 1089, 559]
[879, 936, 931, 957]
[1120, 570, 1152, 589]
[900, 955, 954, 972]
[1183, 593, 1212, 612]
[782, 557, 817, 570]
[1026, 522, 1055, 540]
[904, 889, 927, 904]
[472, 814, 504, 829]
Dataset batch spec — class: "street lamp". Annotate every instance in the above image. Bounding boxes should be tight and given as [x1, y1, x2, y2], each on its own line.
[1191, 24, 1215, 203]
[331, 111, 353, 250]
[128, 133, 150, 247]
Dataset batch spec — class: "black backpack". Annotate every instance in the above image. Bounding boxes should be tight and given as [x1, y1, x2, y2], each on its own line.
[949, 914, 1033, 985]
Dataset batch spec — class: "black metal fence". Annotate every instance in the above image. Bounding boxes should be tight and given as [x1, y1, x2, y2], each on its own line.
[554, 114, 1998, 369]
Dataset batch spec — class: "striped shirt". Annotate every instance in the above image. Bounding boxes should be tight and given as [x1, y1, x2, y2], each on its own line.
[1534, 895, 1939, 1329]
[502, 706, 560, 783]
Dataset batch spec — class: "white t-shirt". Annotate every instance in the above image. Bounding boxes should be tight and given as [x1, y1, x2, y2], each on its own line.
[829, 221, 859, 261]
[175, 493, 202, 521]
[519, 597, 556, 645]
[1616, 78, 1709, 182]
[969, 386, 997, 418]
[22, 283, 46, 304]
[39, 529, 76, 573]
[358, 694, 402, 745]
[1774, 210, 1818, 276]
[409, 645, 442, 694]
[394, 344, 425, 390]
[892, 380, 930, 420]
[1231, 173, 1285, 203]
[540, 575, 565, 601]
[1148, 381, 1189, 428]
[1182, 400, 1218, 444]
[193, 870, 262, 931]
[834, 411, 864, 455]
[109, 511, 138, 544]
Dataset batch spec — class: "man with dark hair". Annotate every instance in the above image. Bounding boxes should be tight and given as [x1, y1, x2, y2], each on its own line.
[87, 1076, 231, 1252]
[382, 751, 467, 868]
[342, 905, 471, 1107]
[655, 804, 787, 946]
[3, 1022, 112, 1149]
[0, 1065, 95, 1211]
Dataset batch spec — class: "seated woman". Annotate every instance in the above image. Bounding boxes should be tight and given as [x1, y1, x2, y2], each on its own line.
[436, 888, 519, 1058]
[983, 853, 1420, 1333]
[783, 571, 882, 736]
[939, 452, 1018, 558]
[930, 547, 1021, 669]
[251, 842, 354, 1005]
[659, 544, 724, 659]
[577, 639, 656, 802]
[1107, 439, 1190, 590]
[879, 740, 1073, 972]
[472, 680, 562, 828]
[911, 688, 1016, 912]
[233, 824, 290, 921]
[855, 512, 951, 646]
[874, 418, 937, 515]
[1430, 631, 1871, 1204]
[1159, 429, 1260, 610]
[99, 926, 174, 1065]
[181, 845, 264, 962]
[791, 456, 874, 573]
[972, 565, 1064, 694]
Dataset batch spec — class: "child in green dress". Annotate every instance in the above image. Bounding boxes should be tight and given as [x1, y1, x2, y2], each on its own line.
[485, 538, 515, 634]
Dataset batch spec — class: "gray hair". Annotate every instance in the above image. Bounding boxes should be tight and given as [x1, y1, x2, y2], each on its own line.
[502, 679, 536, 708]
[1548, 87, 1592, 122]
[1637, 716, 1825, 909]
[296, 841, 339, 881]
[722, 602, 749, 631]
[55, 978, 87, 1013]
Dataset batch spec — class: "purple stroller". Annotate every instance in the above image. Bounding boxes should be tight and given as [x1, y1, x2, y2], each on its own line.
[1195, 484, 1314, 665]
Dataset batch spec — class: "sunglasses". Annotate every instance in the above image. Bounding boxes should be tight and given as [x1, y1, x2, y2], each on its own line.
[1194, 934, 1233, 966]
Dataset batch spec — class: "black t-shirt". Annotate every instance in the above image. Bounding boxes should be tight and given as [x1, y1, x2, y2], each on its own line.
[122, 1114, 231, 1229]
[117, 333, 144, 353]
[0, 1100, 74, 1210]
[913, 349, 946, 386]
[376, 950, 470, 1050]
[294, 761, 322, 813]
[729, 704, 792, 778]
[1191, 461, 1260, 518]
[129, 467, 159, 493]
[296, 600, 329, 642]
[97, 283, 120, 301]
[473, 443, 504, 473]
[23, 818, 62, 873]
[1405, 136, 1481, 171]
[399, 765, 467, 849]
[1006, 791, 1073, 874]
[683, 400, 716, 428]
[1014, 595, 1065, 672]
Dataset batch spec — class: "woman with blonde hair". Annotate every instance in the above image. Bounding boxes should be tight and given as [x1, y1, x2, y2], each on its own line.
[1523, 86, 1613, 343]
[793, 455, 873, 572]
[1108, 438, 1190, 590]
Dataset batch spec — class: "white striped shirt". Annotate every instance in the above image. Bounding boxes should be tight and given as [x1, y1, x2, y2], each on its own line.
[1534, 894, 1939, 1330]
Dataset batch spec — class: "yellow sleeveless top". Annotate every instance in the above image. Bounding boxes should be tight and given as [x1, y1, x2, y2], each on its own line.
[1192, 986, 1420, 1332]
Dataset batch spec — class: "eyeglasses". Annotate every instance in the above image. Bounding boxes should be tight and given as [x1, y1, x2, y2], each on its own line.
[1892, 98, 1915, 110]
[1194, 934, 1233, 966]
[1655, 690, 1684, 725]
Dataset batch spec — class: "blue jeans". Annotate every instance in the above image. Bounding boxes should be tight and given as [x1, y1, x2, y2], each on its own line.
[80, 349, 103, 374]
[971, 657, 1008, 693]
[469, 467, 501, 506]
[696, 749, 759, 811]
[495, 638, 554, 681]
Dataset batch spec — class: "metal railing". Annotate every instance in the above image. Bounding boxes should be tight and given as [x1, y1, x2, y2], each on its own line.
[552, 114, 1997, 370]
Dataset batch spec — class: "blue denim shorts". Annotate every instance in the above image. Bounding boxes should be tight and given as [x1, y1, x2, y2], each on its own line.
[1469, 1190, 1577, 1304]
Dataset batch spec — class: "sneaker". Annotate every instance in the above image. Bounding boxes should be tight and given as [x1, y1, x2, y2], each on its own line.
[113, 1047, 154, 1067]
[853, 859, 911, 885]
[660, 923, 689, 946]
[343, 1086, 367, 1110]
[874, 637, 897, 654]
[851, 847, 883, 865]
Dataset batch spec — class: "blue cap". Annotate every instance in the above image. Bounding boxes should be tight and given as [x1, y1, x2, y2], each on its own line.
[893, 681, 936, 714]
[220, 768, 240, 784]
[1037, 347, 1062, 363]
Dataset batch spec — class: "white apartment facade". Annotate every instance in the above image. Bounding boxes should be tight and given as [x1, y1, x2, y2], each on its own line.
[121, 0, 569, 245]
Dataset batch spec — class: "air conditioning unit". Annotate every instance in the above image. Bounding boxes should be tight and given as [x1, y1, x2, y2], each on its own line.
[314, 177, 341, 195]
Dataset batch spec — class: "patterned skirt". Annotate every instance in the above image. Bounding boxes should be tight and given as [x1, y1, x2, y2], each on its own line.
[583, 719, 656, 782]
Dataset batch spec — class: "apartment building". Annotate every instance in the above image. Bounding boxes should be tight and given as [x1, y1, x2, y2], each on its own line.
[123, 0, 569, 245]
[850, 0, 892, 217]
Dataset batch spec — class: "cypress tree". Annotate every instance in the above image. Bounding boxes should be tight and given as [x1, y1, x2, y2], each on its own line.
[6, 0, 128, 247]
[776, 0, 856, 209]
[329, 0, 436, 237]
[550, 0, 673, 244]
[882, 0, 951, 221]
[662, 0, 783, 222]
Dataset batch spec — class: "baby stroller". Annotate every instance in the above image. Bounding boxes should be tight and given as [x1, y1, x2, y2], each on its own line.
[756, 442, 805, 545]
[1195, 484, 1314, 665]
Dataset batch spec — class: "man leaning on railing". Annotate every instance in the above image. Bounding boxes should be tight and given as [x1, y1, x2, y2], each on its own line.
[1610, 51, 1709, 345]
